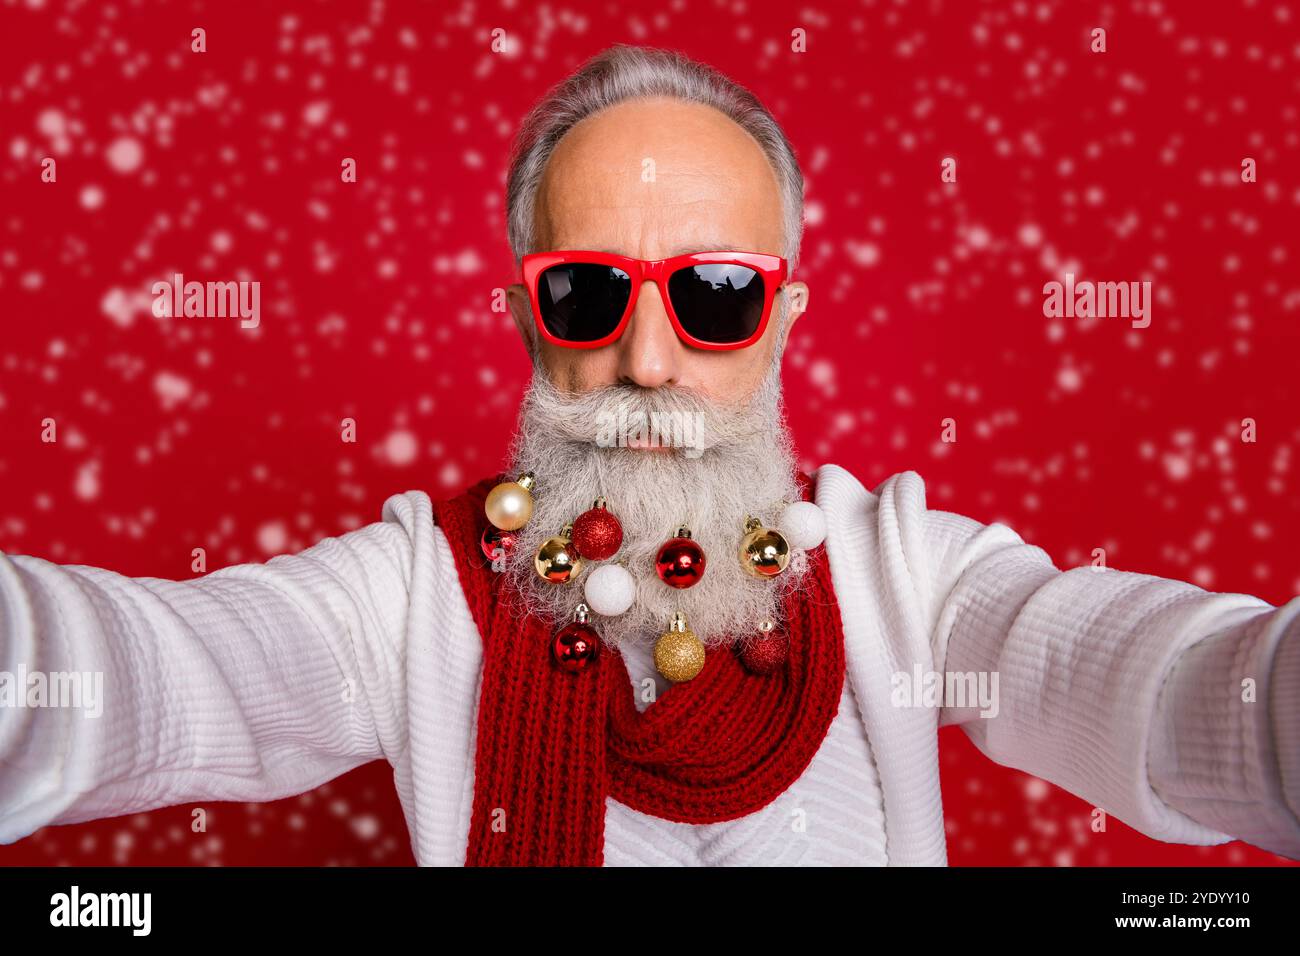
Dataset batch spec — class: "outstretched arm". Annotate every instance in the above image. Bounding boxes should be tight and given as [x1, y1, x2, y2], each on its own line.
[0, 491, 427, 843]
[866, 470, 1300, 859]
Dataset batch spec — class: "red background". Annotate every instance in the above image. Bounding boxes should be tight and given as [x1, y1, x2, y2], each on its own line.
[0, 0, 1297, 866]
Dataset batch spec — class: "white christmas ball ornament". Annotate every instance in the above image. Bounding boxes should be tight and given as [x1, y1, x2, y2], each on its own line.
[584, 563, 636, 616]
[780, 500, 827, 550]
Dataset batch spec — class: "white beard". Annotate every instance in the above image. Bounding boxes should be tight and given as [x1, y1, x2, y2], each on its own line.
[501, 357, 810, 652]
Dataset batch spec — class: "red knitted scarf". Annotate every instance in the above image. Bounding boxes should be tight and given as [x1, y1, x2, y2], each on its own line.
[429, 472, 847, 866]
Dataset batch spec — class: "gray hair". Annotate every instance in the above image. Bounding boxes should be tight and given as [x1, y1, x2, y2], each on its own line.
[505, 44, 805, 272]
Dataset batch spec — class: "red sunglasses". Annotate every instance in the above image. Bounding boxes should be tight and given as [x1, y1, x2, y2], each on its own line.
[521, 250, 788, 351]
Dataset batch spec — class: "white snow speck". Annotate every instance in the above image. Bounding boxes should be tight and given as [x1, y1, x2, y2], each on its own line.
[153, 371, 192, 410]
[383, 429, 418, 466]
[74, 460, 101, 501]
[1024, 778, 1050, 801]
[845, 240, 880, 267]
[302, 101, 331, 126]
[257, 521, 288, 555]
[36, 108, 65, 138]
[105, 137, 144, 174]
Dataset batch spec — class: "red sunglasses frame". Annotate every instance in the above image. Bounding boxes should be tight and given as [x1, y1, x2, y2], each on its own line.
[521, 250, 789, 351]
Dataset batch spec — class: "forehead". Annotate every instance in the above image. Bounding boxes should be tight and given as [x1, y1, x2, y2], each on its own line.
[533, 96, 785, 257]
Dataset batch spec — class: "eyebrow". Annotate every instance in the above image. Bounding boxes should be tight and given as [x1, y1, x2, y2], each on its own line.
[580, 242, 748, 258]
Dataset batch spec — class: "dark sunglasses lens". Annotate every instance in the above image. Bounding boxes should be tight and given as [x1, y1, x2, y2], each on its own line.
[667, 264, 766, 344]
[537, 264, 632, 343]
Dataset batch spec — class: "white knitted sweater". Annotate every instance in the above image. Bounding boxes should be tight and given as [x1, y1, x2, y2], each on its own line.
[1, 465, 1297, 864]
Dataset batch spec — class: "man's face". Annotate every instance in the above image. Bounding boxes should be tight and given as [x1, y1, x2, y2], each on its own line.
[508, 96, 807, 399]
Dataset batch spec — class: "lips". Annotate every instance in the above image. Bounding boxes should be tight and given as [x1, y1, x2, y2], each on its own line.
[624, 436, 676, 453]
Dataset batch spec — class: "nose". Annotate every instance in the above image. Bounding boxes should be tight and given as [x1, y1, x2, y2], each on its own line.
[615, 280, 682, 389]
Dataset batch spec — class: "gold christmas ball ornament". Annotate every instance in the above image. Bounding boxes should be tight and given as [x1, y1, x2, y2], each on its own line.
[739, 515, 791, 578]
[654, 612, 707, 683]
[485, 472, 535, 532]
[534, 524, 583, 584]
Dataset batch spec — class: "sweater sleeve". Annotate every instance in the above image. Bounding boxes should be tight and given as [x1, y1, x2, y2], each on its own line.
[0, 490, 427, 843]
[874, 472, 1300, 860]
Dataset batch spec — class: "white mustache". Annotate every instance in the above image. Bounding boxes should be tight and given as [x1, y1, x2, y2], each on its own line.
[514, 378, 773, 454]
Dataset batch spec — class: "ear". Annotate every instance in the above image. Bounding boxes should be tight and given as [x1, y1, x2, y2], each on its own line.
[506, 282, 538, 355]
[778, 280, 809, 351]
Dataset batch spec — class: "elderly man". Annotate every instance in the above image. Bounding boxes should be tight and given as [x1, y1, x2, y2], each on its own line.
[1, 45, 1297, 867]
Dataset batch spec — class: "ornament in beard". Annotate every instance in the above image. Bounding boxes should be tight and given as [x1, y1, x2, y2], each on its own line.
[500, 357, 811, 655]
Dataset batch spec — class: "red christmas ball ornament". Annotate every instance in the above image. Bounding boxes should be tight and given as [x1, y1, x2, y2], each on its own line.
[552, 604, 601, 673]
[571, 497, 623, 561]
[655, 526, 706, 589]
[480, 525, 518, 563]
[738, 620, 787, 675]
